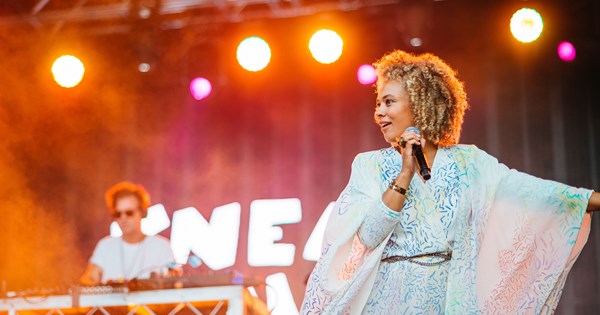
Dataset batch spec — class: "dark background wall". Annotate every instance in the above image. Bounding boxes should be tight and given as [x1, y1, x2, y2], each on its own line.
[0, 0, 599, 312]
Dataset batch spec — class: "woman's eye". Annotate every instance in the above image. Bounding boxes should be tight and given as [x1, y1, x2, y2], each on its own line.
[385, 99, 393, 105]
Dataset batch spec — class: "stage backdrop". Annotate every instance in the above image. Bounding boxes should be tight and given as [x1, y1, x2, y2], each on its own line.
[1, 0, 599, 313]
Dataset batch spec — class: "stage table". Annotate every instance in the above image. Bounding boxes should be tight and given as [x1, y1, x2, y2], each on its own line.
[0, 285, 269, 315]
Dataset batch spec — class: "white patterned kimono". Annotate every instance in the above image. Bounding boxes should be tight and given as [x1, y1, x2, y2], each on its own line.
[301, 145, 592, 314]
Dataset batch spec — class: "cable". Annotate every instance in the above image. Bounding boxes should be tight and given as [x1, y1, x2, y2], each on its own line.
[127, 261, 181, 282]
[22, 295, 50, 304]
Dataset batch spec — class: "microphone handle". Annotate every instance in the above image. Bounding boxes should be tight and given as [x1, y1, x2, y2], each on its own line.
[412, 144, 431, 180]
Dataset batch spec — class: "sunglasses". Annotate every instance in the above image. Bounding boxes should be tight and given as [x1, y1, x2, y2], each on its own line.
[112, 209, 138, 219]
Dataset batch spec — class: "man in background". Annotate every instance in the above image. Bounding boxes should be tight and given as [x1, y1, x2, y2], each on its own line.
[80, 181, 177, 285]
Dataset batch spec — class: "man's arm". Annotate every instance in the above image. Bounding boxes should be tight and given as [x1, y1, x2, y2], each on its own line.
[79, 263, 102, 285]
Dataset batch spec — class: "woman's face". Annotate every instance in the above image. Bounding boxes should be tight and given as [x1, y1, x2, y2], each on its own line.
[374, 80, 415, 144]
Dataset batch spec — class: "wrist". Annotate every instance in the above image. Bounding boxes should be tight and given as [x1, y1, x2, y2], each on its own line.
[397, 169, 413, 181]
[389, 181, 408, 195]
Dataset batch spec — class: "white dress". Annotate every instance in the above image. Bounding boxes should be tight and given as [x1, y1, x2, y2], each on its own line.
[301, 145, 592, 314]
[362, 147, 458, 313]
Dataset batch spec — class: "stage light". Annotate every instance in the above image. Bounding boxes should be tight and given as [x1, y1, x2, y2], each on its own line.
[237, 36, 271, 72]
[189, 77, 212, 100]
[51, 55, 85, 88]
[510, 8, 543, 43]
[409, 37, 423, 47]
[357, 64, 377, 85]
[138, 7, 152, 19]
[309, 29, 343, 64]
[557, 41, 576, 62]
[138, 63, 151, 73]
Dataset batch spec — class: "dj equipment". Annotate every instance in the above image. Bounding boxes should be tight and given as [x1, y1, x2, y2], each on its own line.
[125, 271, 264, 291]
[0, 272, 268, 315]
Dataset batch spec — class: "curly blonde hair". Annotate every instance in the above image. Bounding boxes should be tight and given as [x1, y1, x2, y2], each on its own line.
[105, 181, 151, 218]
[373, 50, 468, 146]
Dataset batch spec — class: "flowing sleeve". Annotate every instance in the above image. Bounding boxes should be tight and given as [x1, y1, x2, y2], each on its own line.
[446, 145, 593, 314]
[301, 151, 402, 315]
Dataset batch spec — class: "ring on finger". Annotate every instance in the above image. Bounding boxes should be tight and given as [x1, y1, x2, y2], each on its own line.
[399, 137, 407, 148]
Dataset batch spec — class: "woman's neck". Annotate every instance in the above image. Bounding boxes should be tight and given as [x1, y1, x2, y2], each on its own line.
[423, 140, 438, 163]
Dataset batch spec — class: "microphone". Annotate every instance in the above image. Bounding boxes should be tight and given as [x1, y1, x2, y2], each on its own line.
[406, 127, 431, 180]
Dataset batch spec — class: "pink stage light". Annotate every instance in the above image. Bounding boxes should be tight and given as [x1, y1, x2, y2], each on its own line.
[557, 41, 576, 62]
[189, 77, 212, 100]
[357, 64, 377, 85]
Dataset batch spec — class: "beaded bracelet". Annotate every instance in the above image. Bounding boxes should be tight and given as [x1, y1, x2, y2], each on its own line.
[388, 181, 408, 195]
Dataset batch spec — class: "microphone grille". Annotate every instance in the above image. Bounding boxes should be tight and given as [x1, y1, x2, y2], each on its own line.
[406, 126, 420, 135]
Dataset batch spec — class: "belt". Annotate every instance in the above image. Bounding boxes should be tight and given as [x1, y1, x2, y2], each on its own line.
[381, 251, 452, 266]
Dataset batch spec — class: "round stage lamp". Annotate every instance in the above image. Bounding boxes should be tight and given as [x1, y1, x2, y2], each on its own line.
[309, 29, 343, 64]
[510, 8, 543, 43]
[357, 64, 377, 85]
[237, 36, 271, 72]
[189, 77, 212, 100]
[557, 41, 576, 62]
[52, 55, 85, 88]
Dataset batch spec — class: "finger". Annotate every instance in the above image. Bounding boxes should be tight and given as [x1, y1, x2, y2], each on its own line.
[400, 131, 419, 141]
[395, 136, 406, 148]
[404, 140, 417, 155]
[410, 139, 421, 149]
[403, 130, 419, 138]
[400, 135, 420, 145]
[394, 139, 403, 155]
